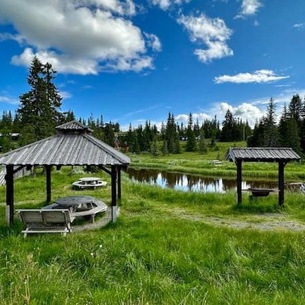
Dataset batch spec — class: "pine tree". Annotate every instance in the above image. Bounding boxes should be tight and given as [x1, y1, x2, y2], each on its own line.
[278, 104, 288, 146]
[185, 113, 197, 152]
[247, 119, 265, 147]
[198, 127, 207, 154]
[162, 139, 168, 155]
[220, 109, 234, 141]
[264, 98, 279, 146]
[150, 135, 159, 156]
[103, 122, 115, 146]
[165, 113, 176, 153]
[18, 57, 62, 143]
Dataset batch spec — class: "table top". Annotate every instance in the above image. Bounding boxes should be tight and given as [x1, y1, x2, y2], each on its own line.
[79, 177, 101, 182]
[54, 195, 95, 207]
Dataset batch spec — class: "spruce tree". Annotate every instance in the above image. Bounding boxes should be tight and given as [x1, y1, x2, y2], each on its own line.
[264, 98, 279, 146]
[198, 127, 207, 154]
[185, 113, 197, 152]
[18, 57, 62, 143]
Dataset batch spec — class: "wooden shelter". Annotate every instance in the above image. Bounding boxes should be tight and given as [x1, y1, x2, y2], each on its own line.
[226, 147, 301, 206]
[0, 120, 130, 226]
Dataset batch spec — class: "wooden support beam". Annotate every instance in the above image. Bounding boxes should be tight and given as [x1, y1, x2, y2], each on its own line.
[45, 165, 52, 203]
[117, 167, 121, 200]
[278, 161, 286, 207]
[98, 165, 111, 175]
[5, 165, 14, 226]
[111, 165, 117, 222]
[236, 160, 242, 205]
[12, 165, 25, 175]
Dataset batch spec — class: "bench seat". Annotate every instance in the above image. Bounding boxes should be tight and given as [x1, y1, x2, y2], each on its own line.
[17, 209, 73, 237]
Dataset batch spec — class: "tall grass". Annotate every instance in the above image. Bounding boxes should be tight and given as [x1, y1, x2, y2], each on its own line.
[0, 167, 305, 303]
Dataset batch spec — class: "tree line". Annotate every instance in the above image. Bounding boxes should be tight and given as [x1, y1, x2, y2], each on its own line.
[1, 57, 305, 156]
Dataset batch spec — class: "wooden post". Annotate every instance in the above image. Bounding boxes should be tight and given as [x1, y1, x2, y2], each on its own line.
[278, 161, 285, 207]
[5, 165, 14, 226]
[117, 167, 121, 200]
[111, 165, 117, 222]
[236, 160, 242, 205]
[46, 165, 52, 203]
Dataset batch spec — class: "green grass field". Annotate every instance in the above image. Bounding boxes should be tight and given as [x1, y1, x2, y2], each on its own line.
[1, 149, 305, 304]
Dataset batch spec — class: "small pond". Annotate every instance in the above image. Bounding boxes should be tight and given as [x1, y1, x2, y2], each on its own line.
[127, 168, 278, 193]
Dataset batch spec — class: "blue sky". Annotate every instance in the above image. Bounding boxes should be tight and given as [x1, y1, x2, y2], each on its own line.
[0, 0, 305, 130]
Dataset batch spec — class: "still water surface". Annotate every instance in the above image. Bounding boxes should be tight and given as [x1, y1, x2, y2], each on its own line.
[127, 168, 278, 193]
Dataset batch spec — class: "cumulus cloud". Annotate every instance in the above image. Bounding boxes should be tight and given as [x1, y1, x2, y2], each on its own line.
[174, 103, 262, 128]
[214, 70, 289, 84]
[177, 13, 233, 63]
[151, 0, 191, 11]
[223, 102, 263, 125]
[236, 0, 262, 18]
[0, 0, 161, 74]
[176, 112, 211, 123]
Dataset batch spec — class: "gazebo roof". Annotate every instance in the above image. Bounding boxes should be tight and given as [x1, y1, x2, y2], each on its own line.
[226, 147, 301, 163]
[0, 120, 130, 166]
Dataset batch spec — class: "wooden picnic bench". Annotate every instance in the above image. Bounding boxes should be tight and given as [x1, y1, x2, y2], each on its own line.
[17, 209, 73, 237]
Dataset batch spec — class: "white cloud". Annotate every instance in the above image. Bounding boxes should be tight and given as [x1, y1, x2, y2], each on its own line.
[177, 13, 233, 63]
[176, 112, 211, 123]
[210, 101, 263, 128]
[236, 0, 262, 18]
[144, 33, 162, 52]
[175, 103, 262, 128]
[0, 0, 160, 74]
[151, 0, 190, 11]
[0, 95, 19, 105]
[59, 91, 72, 99]
[214, 70, 289, 84]
[293, 23, 305, 30]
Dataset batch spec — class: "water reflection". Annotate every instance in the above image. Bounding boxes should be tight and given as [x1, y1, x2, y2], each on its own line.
[127, 168, 278, 193]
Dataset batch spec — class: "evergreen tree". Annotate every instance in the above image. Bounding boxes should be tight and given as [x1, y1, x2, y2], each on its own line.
[285, 118, 301, 153]
[288, 94, 302, 127]
[165, 113, 176, 153]
[278, 104, 288, 146]
[247, 119, 265, 147]
[185, 113, 197, 152]
[162, 139, 168, 155]
[103, 122, 115, 146]
[173, 132, 181, 154]
[300, 96, 305, 152]
[279, 103, 301, 152]
[150, 135, 159, 156]
[198, 127, 207, 154]
[264, 98, 279, 146]
[18, 57, 62, 143]
[220, 109, 235, 141]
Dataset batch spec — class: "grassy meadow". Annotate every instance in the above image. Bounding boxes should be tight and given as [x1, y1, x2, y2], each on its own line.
[1, 145, 305, 304]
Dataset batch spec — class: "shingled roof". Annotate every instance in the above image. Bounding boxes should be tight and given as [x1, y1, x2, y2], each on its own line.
[226, 147, 301, 163]
[0, 120, 130, 166]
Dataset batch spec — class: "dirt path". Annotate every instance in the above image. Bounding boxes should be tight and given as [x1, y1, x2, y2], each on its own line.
[162, 207, 305, 232]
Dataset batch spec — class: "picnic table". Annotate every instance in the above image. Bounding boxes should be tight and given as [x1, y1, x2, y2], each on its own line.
[54, 195, 94, 208]
[48, 195, 107, 223]
[72, 177, 107, 190]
